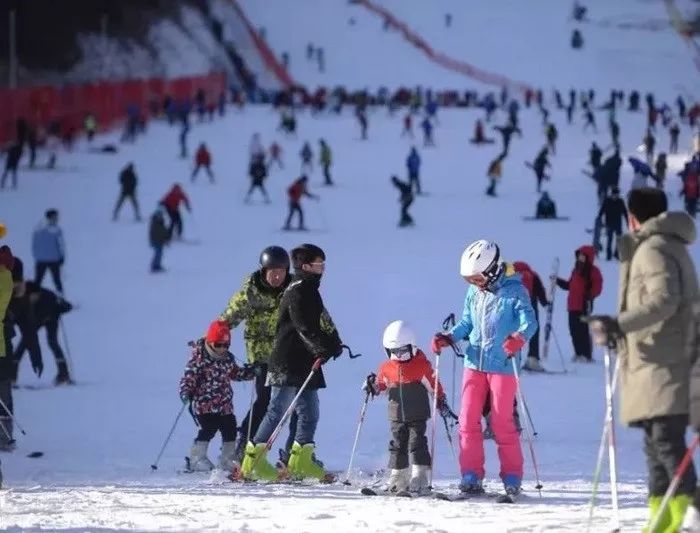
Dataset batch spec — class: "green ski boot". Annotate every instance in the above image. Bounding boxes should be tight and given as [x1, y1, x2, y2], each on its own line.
[287, 442, 304, 479]
[646, 495, 671, 533]
[240, 442, 279, 481]
[666, 494, 692, 533]
[298, 442, 326, 480]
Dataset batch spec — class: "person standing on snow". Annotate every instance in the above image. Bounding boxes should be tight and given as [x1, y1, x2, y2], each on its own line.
[245, 156, 270, 204]
[596, 186, 628, 261]
[679, 154, 700, 219]
[192, 144, 214, 183]
[643, 129, 656, 166]
[180, 321, 255, 472]
[362, 321, 453, 495]
[545, 123, 558, 155]
[113, 163, 142, 221]
[241, 244, 343, 482]
[431, 240, 537, 498]
[406, 147, 422, 195]
[512, 262, 548, 372]
[587, 188, 699, 532]
[391, 175, 414, 227]
[421, 118, 434, 147]
[669, 123, 680, 154]
[32, 209, 65, 294]
[401, 113, 413, 138]
[300, 142, 313, 174]
[159, 184, 191, 240]
[554, 246, 602, 362]
[486, 154, 504, 197]
[318, 139, 333, 186]
[0, 245, 15, 450]
[219, 246, 291, 462]
[0, 143, 22, 190]
[531, 147, 550, 193]
[269, 142, 283, 169]
[284, 176, 318, 231]
[148, 206, 170, 273]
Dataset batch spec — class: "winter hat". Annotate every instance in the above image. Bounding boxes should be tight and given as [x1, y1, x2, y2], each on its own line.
[10, 256, 23, 282]
[0, 245, 14, 271]
[291, 243, 325, 269]
[206, 320, 231, 345]
[0, 222, 6, 239]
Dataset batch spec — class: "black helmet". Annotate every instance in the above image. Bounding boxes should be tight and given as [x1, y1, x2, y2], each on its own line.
[259, 246, 289, 270]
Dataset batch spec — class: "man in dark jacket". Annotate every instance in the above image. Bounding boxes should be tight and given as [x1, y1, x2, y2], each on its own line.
[596, 186, 628, 260]
[245, 155, 270, 204]
[149, 207, 169, 273]
[9, 258, 73, 385]
[241, 244, 342, 482]
[0, 143, 22, 190]
[392, 175, 414, 227]
[531, 148, 550, 192]
[513, 262, 548, 371]
[113, 163, 141, 221]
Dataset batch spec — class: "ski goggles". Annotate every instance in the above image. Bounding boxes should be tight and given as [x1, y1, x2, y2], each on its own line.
[213, 342, 230, 349]
[385, 344, 414, 360]
[463, 274, 487, 285]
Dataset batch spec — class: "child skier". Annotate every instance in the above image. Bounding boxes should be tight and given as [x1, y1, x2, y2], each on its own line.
[363, 320, 453, 495]
[180, 320, 254, 472]
[431, 240, 537, 498]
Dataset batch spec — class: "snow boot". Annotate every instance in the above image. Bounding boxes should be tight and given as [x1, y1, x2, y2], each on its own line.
[459, 472, 484, 495]
[233, 436, 247, 464]
[647, 495, 671, 532]
[384, 468, 410, 493]
[218, 441, 239, 473]
[408, 464, 431, 494]
[54, 361, 73, 386]
[502, 474, 522, 497]
[296, 442, 326, 480]
[188, 440, 214, 472]
[668, 494, 693, 532]
[240, 442, 278, 481]
[682, 503, 700, 532]
[522, 357, 544, 372]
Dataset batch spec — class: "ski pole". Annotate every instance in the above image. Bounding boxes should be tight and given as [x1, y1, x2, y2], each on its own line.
[602, 344, 620, 531]
[58, 317, 75, 379]
[441, 313, 458, 412]
[0, 416, 13, 443]
[551, 328, 569, 374]
[429, 351, 441, 489]
[245, 377, 256, 443]
[441, 411, 460, 474]
[520, 392, 538, 437]
[0, 396, 26, 436]
[150, 403, 187, 471]
[511, 357, 543, 496]
[342, 391, 371, 485]
[587, 356, 620, 532]
[648, 435, 700, 532]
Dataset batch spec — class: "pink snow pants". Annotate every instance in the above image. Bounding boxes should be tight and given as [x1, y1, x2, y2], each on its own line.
[458, 368, 523, 480]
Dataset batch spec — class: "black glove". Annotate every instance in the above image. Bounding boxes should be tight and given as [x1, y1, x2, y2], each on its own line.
[584, 315, 623, 347]
[437, 397, 458, 421]
[361, 373, 379, 397]
[55, 297, 73, 315]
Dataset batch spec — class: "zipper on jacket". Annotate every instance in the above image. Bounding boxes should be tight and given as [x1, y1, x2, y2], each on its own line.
[398, 366, 406, 422]
[477, 292, 486, 371]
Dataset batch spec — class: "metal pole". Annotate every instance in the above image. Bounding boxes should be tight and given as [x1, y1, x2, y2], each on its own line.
[9, 9, 17, 89]
[603, 345, 620, 531]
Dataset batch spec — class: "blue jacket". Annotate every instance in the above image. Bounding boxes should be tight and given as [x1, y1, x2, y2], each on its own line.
[407, 151, 421, 173]
[450, 266, 537, 374]
[32, 223, 65, 262]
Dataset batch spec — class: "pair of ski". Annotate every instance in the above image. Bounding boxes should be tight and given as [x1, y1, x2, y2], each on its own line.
[360, 486, 518, 504]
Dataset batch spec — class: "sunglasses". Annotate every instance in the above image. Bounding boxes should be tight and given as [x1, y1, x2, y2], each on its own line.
[213, 342, 230, 349]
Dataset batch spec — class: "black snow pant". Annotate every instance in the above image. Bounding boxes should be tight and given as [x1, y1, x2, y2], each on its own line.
[0, 165, 18, 189]
[285, 201, 304, 229]
[35, 261, 63, 294]
[605, 226, 621, 260]
[15, 319, 68, 377]
[246, 181, 269, 202]
[113, 191, 141, 220]
[641, 415, 696, 497]
[388, 419, 430, 469]
[400, 199, 414, 226]
[568, 311, 592, 360]
[322, 163, 333, 185]
[0, 355, 12, 447]
[238, 364, 271, 443]
[686, 198, 698, 218]
[408, 170, 421, 195]
[165, 206, 183, 239]
[528, 305, 540, 359]
[191, 164, 214, 182]
[195, 413, 237, 443]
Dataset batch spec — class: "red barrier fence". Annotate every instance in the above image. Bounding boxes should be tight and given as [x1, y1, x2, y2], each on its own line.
[0, 72, 227, 145]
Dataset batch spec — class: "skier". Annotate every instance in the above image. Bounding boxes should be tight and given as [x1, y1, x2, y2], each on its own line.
[679, 155, 700, 218]
[9, 258, 73, 385]
[486, 154, 504, 197]
[319, 139, 333, 186]
[629, 91, 640, 112]
[362, 321, 451, 494]
[0, 245, 14, 450]
[192, 144, 214, 183]
[159, 184, 191, 240]
[535, 192, 557, 219]
[401, 113, 413, 138]
[245, 156, 270, 204]
[241, 244, 343, 482]
[391, 175, 414, 227]
[406, 147, 421, 195]
[571, 29, 583, 49]
[669, 122, 680, 154]
[180, 320, 255, 472]
[32, 209, 65, 294]
[179, 123, 189, 159]
[545, 123, 558, 154]
[629, 157, 655, 190]
[587, 188, 698, 532]
[470, 119, 494, 145]
[84, 113, 97, 142]
[494, 123, 522, 155]
[113, 163, 141, 221]
[284, 176, 317, 231]
[316, 47, 324, 72]
[554, 245, 602, 362]
[300, 142, 313, 174]
[219, 246, 291, 462]
[431, 239, 537, 498]
[601, 150, 622, 196]
[609, 119, 620, 151]
[596, 186, 628, 260]
[149, 206, 169, 273]
[654, 153, 667, 189]
[421, 118, 434, 147]
[1, 143, 22, 190]
[269, 142, 283, 169]
[643, 128, 656, 165]
[482, 94, 497, 122]
[357, 109, 368, 140]
[530, 147, 550, 193]
[582, 108, 596, 132]
[512, 262, 548, 371]
[589, 142, 602, 171]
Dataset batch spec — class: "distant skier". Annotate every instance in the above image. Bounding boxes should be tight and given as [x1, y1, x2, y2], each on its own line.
[391, 175, 414, 227]
[486, 154, 504, 197]
[245, 156, 270, 204]
[530, 147, 551, 192]
[319, 139, 333, 186]
[494, 123, 521, 155]
[300, 142, 313, 174]
[582, 108, 596, 132]
[535, 192, 557, 219]
[596, 186, 628, 260]
[654, 153, 667, 189]
[629, 157, 655, 190]
[0, 143, 22, 190]
[406, 147, 422, 195]
[445, 13, 452, 27]
[482, 94, 497, 122]
[84, 113, 97, 143]
[32, 209, 65, 294]
[249, 133, 265, 163]
[357, 109, 368, 140]
[589, 142, 602, 171]
[269, 142, 284, 169]
[284, 176, 317, 231]
[149, 206, 169, 273]
[545, 123, 558, 154]
[628, 91, 640, 111]
[192, 144, 214, 183]
[316, 47, 325, 72]
[401, 113, 413, 138]
[160, 184, 191, 240]
[179, 124, 190, 159]
[421, 118, 434, 147]
[669, 123, 680, 154]
[470, 120, 494, 145]
[679, 155, 700, 217]
[113, 163, 142, 221]
[643, 129, 656, 165]
[571, 29, 583, 49]
[0, 245, 14, 450]
[609, 119, 620, 150]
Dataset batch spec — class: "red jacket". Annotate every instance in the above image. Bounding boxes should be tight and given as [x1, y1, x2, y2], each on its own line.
[683, 172, 699, 199]
[557, 245, 603, 313]
[161, 185, 190, 212]
[288, 180, 307, 202]
[512, 261, 548, 307]
[195, 147, 211, 166]
[270, 143, 281, 158]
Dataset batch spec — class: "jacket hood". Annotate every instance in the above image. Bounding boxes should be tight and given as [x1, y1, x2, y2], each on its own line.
[512, 261, 532, 273]
[575, 245, 596, 264]
[636, 211, 696, 245]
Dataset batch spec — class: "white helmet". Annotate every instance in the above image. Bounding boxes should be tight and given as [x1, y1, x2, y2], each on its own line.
[382, 320, 417, 361]
[460, 239, 503, 282]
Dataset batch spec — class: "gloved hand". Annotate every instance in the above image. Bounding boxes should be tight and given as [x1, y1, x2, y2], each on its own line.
[431, 333, 453, 355]
[502, 333, 526, 356]
[361, 373, 379, 397]
[585, 315, 623, 347]
[313, 357, 326, 370]
[237, 364, 258, 381]
[437, 396, 458, 421]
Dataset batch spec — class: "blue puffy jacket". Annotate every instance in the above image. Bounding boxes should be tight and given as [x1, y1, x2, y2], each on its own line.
[32, 223, 65, 263]
[449, 265, 537, 375]
[407, 151, 421, 173]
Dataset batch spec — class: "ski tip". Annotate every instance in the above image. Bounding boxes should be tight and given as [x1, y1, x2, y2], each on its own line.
[27, 451, 43, 458]
[150, 464, 158, 471]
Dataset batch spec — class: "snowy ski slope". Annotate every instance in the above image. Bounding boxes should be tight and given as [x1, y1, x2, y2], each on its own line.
[1, 1, 699, 531]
